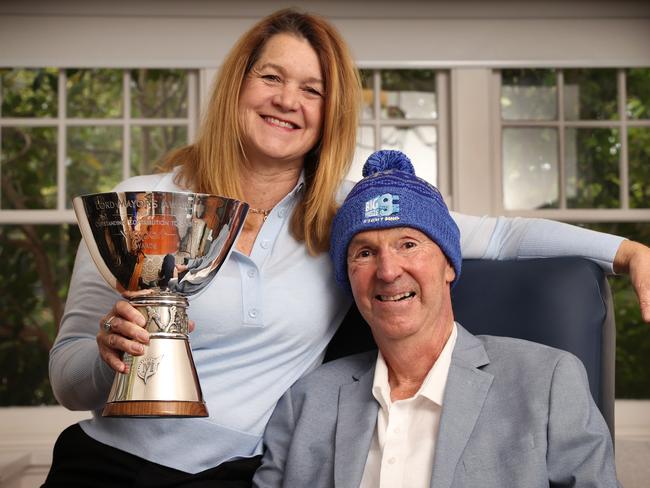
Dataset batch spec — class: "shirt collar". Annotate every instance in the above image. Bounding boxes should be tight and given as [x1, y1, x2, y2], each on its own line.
[291, 170, 306, 199]
[371, 322, 458, 409]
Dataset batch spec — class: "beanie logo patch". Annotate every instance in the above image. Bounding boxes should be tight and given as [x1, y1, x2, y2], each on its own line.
[364, 193, 400, 223]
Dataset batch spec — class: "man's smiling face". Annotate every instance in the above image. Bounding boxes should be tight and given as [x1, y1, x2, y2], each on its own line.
[347, 227, 456, 344]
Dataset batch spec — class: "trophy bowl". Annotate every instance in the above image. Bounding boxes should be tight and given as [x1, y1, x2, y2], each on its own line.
[73, 191, 249, 417]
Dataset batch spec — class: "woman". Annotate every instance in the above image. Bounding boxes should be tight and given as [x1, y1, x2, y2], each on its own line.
[45, 8, 650, 487]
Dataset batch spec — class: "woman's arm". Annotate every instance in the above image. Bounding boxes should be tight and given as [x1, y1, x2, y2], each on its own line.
[49, 242, 122, 410]
[452, 212, 650, 323]
[452, 213, 624, 271]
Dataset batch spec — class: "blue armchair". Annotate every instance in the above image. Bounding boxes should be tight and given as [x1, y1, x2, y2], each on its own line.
[325, 257, 616, 436]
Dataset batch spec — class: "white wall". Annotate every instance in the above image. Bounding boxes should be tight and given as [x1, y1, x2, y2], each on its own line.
[1, 1, 649, 68]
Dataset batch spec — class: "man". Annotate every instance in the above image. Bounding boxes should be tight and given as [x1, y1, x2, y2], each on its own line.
[253, 150, 619, 487]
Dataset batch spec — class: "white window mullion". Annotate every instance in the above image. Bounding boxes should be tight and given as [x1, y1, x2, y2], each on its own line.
[373, 70, 381, 151]
[437, 71, 450, 200]
[490, 69, 503, 215]
[0, 118, 61, 126]
[619, 68, 629, 210]
[56, 118, 187, 126]
[123, 70, 131, 180]
[557, 70, 567, 210]
[0, 80, 3, 206]
[188, 70, 198, 142]
[199, 69, 218, 121]
[57, 69, 67, 211]
[0, 209, 75, 224]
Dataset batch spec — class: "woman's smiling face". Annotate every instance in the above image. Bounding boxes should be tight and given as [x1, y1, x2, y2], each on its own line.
[238, 33, 325, 170]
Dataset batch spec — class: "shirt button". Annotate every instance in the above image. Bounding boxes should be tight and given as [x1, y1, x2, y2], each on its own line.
[387, 457, 396, 465]
[260, 239, 270, 249]
[247, 269, 256, 278]
[248, 308, 258, 319]
[278, 207, 287, 218]
[394, 427, 401, 434]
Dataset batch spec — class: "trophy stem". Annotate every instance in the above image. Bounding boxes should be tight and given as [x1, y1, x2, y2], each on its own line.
[102, 293, 208, 418]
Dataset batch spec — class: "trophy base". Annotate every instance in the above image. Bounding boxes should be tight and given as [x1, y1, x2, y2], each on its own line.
[101, 295, 208, 419]
[103, 400, 208, 418]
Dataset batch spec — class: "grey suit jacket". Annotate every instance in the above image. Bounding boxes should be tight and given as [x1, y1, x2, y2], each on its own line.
[253, 325, 618, 488]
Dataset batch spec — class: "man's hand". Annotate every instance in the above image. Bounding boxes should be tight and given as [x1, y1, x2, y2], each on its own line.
[614, 240, 650, 323]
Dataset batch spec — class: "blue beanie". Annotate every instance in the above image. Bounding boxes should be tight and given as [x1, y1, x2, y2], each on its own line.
[330, 150, 461, 293]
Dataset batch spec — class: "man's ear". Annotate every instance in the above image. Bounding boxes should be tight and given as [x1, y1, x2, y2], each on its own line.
[444, 260, 456, 284]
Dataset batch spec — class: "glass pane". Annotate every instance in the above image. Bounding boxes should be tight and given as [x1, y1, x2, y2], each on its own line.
[502, 128, 558, 210]
[629, 127, 650, 208]
[66, 126, 122, 205]
[1, 127, 57, 209]
[580, 222, 650, 399]
[66, 69, 122, 118]
[131, 125, 187, 175]
[381, 126, 437, 185]
[348, 126, 375, 182]
[0, 224, 81, 405]
[380, 70, 437, 120]
[565, 128, 620, 208]
[360, 69, 374, 120]
[1, 68, 58, 118]
[130, 69, 188, 118]
[564, 69, 617, 121]
[501, 69, 556, 120]
[627, 68, 650, 120]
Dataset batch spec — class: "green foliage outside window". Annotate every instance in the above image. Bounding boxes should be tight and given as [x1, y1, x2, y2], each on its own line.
[1, 68, 58, 117]
[565, 127, 620, 209]
[628, 127, 650, 208]
[0, 224, 79, 405]
[0, 68, 189, 405]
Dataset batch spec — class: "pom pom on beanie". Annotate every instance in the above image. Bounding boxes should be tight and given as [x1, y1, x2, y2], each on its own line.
[362, 150, 415, 177]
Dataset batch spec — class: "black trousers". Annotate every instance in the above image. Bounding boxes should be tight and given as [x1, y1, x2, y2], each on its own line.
[42, 424, 261, 488]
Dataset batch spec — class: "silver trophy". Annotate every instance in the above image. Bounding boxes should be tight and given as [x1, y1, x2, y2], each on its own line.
[73, 191, 248, 417]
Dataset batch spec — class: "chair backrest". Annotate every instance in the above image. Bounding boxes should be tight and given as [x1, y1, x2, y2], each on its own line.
[325, 257, 615, 436]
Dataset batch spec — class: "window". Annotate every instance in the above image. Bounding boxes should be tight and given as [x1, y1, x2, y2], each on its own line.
[497, 68, 650, 398]
[0, 68, 197, 405]
[350, 69, 449, 193]
[498, 68, 650, 217]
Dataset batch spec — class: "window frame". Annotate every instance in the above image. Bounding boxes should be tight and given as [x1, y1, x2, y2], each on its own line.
[491, 68, 650, 222]
[0, 68, 199, 225]
[353, 67, 451, 198]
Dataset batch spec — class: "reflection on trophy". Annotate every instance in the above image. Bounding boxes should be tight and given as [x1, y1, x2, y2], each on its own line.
[73, 191, 248, 417]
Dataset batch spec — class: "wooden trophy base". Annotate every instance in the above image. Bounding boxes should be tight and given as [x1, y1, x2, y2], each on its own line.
[102, 400, 209, 418]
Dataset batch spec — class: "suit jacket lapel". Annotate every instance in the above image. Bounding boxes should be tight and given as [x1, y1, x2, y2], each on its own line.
[430, 325, 493, 488]
[334, 357, 379, 488]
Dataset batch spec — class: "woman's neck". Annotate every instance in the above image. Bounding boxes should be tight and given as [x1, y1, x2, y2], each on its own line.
[234, 163, 303, 256]
[240, 164, 303, 211]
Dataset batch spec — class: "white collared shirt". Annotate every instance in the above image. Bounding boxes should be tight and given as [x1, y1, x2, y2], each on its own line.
[360, 323, 458, 488]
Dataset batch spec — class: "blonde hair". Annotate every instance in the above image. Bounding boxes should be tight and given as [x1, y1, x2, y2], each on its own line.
[163, 8, 361, 255]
